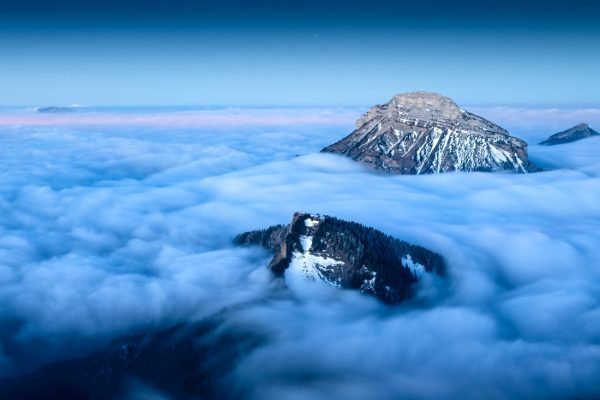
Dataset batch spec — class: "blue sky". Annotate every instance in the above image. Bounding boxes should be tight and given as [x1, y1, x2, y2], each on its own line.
[1, 0, 599, 106]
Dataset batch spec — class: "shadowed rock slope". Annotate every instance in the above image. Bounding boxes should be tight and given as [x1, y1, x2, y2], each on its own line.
[540, 123, 599, 145]
[0, 316, 264, 400]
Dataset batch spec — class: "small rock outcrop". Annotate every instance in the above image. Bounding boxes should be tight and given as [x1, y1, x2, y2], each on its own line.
[539, 123, 599, 145]
[235, 212, 445, 304]
[322, 91, 539, 174]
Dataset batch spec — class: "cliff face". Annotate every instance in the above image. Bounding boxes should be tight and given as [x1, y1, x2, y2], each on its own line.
[322, 92, 539, 174]
[235, 212, 445, 304]
[233, 224, 287, 251]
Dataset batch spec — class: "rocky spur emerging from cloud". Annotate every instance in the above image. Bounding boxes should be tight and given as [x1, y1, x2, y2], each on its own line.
[540, 122, 600, 146]
[0, 107, 599, 399]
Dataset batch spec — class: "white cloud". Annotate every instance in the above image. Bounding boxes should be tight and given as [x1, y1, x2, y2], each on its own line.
[0, 107, 599, 398]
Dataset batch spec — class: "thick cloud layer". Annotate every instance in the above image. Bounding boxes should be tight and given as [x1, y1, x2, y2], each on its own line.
[0, 107, 599, 399]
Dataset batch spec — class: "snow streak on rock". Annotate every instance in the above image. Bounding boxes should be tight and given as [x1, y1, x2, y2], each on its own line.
[287, 216, 344, 287]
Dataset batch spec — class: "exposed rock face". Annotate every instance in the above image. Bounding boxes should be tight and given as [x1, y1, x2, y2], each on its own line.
[37, 106, 74, 113]
[235, 212, 445, 304]
[539, 123, 599, 145]
[233, 224, 287, 251]
[322, 92, 538, 174]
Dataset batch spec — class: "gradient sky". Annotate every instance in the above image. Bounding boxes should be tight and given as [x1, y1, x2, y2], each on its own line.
[1, 0, 599, 106]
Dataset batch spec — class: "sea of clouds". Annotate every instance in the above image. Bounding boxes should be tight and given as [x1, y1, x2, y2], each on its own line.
[0, 106, 599, 399]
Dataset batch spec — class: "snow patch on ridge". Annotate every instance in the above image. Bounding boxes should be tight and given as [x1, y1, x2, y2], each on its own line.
[360, 268, 377, 292]
[287, 217, 344, 287]
[304, 217, 319, 228]
[402, 255, 425, 277]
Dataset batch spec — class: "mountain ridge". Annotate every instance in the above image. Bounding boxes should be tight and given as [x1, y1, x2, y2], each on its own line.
[235, 212, 445, 304]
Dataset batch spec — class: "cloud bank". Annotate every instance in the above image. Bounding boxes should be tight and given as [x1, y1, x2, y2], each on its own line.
[0, 107, 362, 128]
[0, 107, 599, 399]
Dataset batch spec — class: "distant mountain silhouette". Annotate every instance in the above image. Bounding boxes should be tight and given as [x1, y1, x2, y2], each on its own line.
[540, 123, 599, 145]
[37, 106, 74, 113]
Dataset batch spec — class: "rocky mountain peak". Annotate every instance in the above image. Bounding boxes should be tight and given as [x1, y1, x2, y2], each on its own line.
[540, 122, 599, 146]
[235, 212, 445, 304]
[322, 91, 538, 174]
[389, 91, 463, 120]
